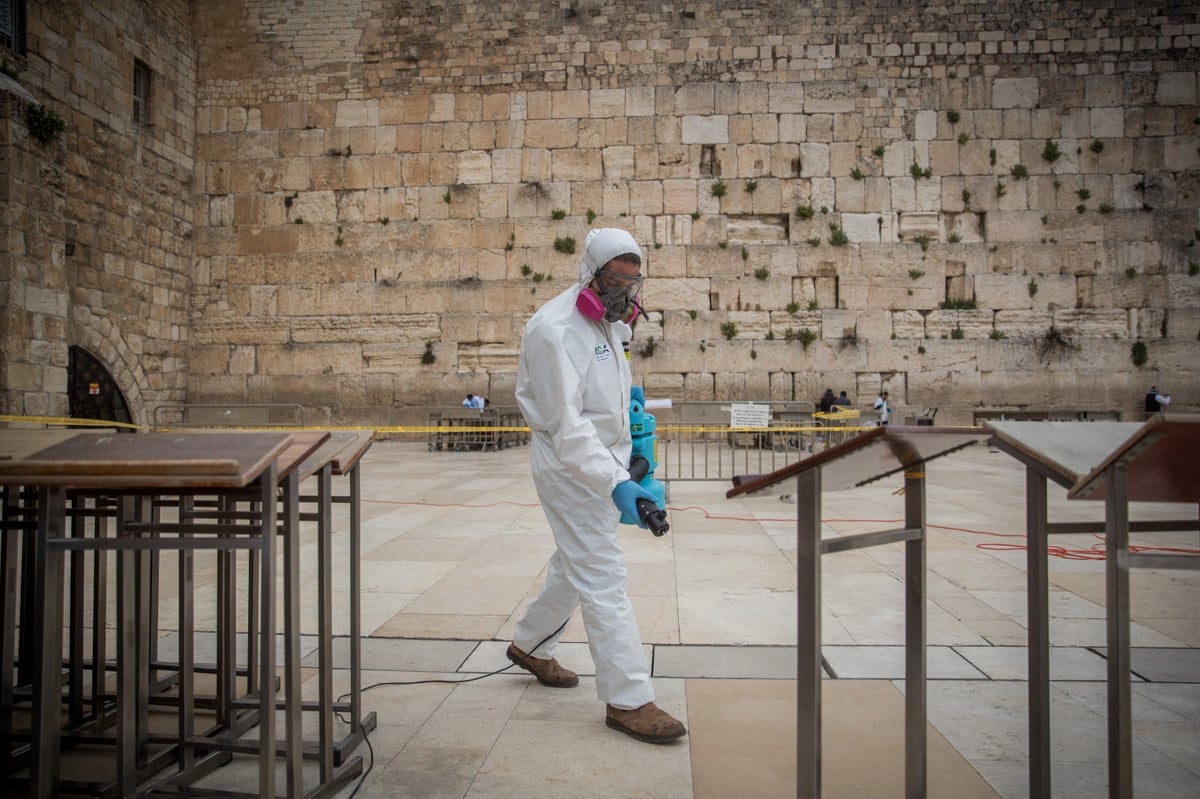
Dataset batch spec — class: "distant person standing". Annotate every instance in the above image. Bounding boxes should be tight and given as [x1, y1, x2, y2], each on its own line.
[874, 391, 890, 425]
[835, 391, 852, 407]
[818, 388, 837, 413]
[1143, 386, 1171, 413]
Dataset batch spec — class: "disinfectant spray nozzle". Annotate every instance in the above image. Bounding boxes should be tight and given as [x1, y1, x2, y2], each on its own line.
[628, 455, 669, 536]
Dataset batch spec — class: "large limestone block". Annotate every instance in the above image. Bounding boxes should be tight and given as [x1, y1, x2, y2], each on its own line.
[362, 341, 446, 372]
[975, 274, 1033, 310]
[259, 342, 362, 375]
[738, 275, 793, 311]
[906, 367, 983, 409]
[682, 115, 729, 144]
[457, 150, 493, 184]
[926, 309, 994, 339]
[803, 81, 855, 113]
[799, 143, 830, 177]
[891, 310, 926, 339]
[1052, 308, 1128, 338]
[993, 310, 1054, 339]
[456, 344, 520, 373]
[652, 278, 712, 313]
[1165, 275, 1200, 309]
[290, 314, 439, 344]
[1156, 71, 1197, 105]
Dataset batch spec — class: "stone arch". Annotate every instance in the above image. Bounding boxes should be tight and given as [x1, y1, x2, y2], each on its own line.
[69, 310, 152, 429]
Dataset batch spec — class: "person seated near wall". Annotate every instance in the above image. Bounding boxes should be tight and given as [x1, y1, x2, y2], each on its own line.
[835, 390, 852, 407]
[818, 388, 837, 413]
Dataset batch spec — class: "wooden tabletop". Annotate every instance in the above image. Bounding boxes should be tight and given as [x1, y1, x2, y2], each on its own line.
[726, 425, 988, 498]
[984, 420, 1141, 489]
[295, 430, 375, 478]
[1067, 414, 1200, 503]
[0, 431, 294, 489]
[0, 429, 115, 462]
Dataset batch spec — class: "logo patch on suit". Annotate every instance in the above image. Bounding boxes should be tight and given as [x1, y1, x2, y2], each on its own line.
[594, 343, 613, 363]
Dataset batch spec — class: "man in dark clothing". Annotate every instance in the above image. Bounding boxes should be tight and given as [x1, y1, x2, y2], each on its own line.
[818, 388, 837, 413]
[1144, 386, 1171, 413]
[835, 391, 852, 407]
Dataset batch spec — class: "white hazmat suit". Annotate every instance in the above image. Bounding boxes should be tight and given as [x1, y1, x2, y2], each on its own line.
[512, 228, 654, 710]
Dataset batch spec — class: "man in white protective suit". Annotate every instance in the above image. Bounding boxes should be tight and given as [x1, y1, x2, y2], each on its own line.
[507, 228, 687, 744]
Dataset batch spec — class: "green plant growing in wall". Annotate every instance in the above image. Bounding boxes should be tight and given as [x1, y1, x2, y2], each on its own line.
[420, 342, 436, 365]
[551, 208, 566, 220]
[829, 225, 849, 246]
[947, 232, 962, 243]
[808, 300, 819, 311]
[989, 148, 997, 166]
[586, 208, 597, 224]
[873, 145, 885, 157]
[378, 216, 389, 225]
[554, 236, 576, 254]
[720, 321, 738, 340]
[754, 267, 769, 280]
[1010, 164, 1028, 179]
[796, 328, 817, 350]
[806, 237, 821, 247]
[913, 235, 932, 252]
[293, 217, 304, 224]
[688, 309, 698, 319]
[745, 179, 758, 193]
[691, 210, 701, 220]
[1090, 140, 1105, 154]
[996, 180, 1007, 198]
[710, 180, 727, 198]
[1028, 277, 1039, 297]
[990, 329, 1007, 339]
[520, 264, 532, 276]
[850, 167, 863, 180]
[795, 203, 815, 220]
[1076, 188, 1091, 201]
[1130, 340, 1148, 367]
[946, 109, 960, 124]
[962, 189, 971, 207]
[718, 241, 728, 249]
[950, 326, 965, 339]
[741, 246, 750, 261]
[1125, 267, 1137, 279]
[639, 336, 657, 357]
[335, 226, 344, 246]
[1042, 140, 1061, 163]
[1100, 203, 1114, 214]
[24, 103, 66, 145]
[1076, 204, 1086, 214]
[442, 191, 451, 203]
[908, 269, 926, 280]
[939, 298, 976, 310]
[958, 132, 969, 145]
[786, 301, 800, 314]
[910, 161, 932, 179]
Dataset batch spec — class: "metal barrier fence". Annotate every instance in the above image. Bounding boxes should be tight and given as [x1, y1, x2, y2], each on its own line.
[152, 403, 306, 430]
[658, 420, 873, 481]
[425, 406, 529, 452]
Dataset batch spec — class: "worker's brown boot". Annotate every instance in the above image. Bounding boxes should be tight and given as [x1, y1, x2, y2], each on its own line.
[605, 702, 687, 744]
[506, 644, 579, 688]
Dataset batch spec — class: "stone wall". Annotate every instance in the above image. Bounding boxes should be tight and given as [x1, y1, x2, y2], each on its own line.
[188, 0, 1200, 427]
[0, 0, 196, 422]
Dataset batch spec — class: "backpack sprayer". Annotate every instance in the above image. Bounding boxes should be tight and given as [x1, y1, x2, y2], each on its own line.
[619, 386, 670, 536]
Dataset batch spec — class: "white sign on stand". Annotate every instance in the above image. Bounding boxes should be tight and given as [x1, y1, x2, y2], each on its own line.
[729, 402, 770, 428]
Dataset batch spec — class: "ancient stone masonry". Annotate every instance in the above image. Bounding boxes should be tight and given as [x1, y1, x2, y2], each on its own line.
[2, 1, 1199, 427]
[1, 0, 196, 422]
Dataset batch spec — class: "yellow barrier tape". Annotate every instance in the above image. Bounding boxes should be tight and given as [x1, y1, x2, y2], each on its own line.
[0, 414, 144, 430]
[2, 415, 876, 437]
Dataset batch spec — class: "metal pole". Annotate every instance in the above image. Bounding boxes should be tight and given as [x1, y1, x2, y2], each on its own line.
[1105, 463, 1132, 799]
[1026, 468, 1051, 798]
[904, 469, 927, 799]
[795, 468, 821, 799]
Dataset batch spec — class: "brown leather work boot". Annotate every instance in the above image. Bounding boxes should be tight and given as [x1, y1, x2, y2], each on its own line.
[605, 702, 687, 744]
[506, 643, 579, 688]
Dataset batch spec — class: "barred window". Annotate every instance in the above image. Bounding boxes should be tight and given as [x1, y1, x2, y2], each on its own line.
[133, 59, 151, 125]
[1, 0, 26, 54]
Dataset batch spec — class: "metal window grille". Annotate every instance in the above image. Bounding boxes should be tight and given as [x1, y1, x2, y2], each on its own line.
[1, 0, 26, 54]
[133, 59, 151, 125]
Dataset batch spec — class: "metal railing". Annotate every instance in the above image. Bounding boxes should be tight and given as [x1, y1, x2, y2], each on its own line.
[152, 404, 306, 430]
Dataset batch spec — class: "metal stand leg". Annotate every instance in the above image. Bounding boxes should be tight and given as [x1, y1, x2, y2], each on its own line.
[1026, 468, 1051, 798]
[31, 487, 66, 799]
[903, 469, 927, 799]
[795, 468, 821, 799]
[1105, 464, 1132, 799]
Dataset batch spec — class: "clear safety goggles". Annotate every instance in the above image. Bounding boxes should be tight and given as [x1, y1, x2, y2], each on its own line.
[597, 267, 644, 296]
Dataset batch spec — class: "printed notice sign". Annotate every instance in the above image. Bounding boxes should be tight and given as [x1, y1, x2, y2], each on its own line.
[729, 402, 770, 428]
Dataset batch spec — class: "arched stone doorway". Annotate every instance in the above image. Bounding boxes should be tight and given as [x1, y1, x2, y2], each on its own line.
[68, 345, 133, 428]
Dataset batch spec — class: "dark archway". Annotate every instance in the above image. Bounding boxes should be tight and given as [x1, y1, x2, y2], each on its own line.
[68, 345, 133, 428]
